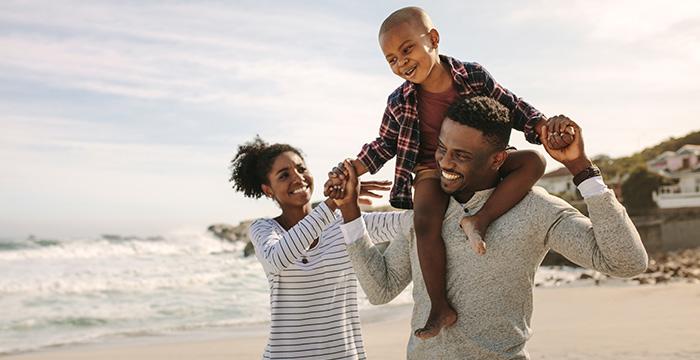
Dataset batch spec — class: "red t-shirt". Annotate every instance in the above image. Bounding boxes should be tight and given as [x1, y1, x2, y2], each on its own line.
[416, 84, 460, 168]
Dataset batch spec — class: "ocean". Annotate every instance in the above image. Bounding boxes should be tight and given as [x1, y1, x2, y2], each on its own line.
[0, 232, 590, 355]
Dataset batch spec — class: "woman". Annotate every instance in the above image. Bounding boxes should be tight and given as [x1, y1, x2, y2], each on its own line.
[229, 136, 402, 359]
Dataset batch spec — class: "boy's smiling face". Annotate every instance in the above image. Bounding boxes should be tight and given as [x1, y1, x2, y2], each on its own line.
[379, 21, 439, 85]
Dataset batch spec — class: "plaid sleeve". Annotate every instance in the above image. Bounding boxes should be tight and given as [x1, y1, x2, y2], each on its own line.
[465, 62, 546, 144]
[357, 103, 400, 174]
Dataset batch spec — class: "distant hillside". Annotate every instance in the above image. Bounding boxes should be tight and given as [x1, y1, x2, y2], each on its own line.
[594, 130, 700, 179]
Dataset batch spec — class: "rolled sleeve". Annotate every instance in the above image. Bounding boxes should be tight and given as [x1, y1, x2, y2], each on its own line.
[340, 216, 368, 245]
[578, 176, 608, 199]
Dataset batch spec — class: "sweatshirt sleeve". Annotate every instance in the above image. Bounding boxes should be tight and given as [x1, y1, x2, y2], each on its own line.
[545, 190, 649, 278]
[342, 211, 414, 305]
[361, 211, 407, 244]
[248, 202, 336, 274]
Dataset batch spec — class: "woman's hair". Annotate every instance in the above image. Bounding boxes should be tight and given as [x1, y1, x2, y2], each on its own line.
[229, 136, 303, 199]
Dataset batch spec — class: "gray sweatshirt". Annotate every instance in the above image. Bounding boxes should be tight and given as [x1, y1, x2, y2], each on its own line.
[343, 186, 648, 359]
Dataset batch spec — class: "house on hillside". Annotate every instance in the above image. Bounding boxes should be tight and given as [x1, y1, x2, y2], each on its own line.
[537, 167, 625, 202]
[647, 144, 700, 173]
[650, 144, 700, 208]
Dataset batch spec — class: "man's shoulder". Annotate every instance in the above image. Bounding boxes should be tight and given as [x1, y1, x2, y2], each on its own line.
[520, 186, 576, 212]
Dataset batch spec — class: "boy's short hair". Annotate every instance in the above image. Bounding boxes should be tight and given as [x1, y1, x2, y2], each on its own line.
[445, 96, 512, 150]
[379, 6, 433, 36]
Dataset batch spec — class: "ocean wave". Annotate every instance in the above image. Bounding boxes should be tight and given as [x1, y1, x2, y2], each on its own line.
[0, 233, 244, 261]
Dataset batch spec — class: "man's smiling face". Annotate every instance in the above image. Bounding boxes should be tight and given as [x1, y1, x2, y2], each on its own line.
[435, 117, 503, 196]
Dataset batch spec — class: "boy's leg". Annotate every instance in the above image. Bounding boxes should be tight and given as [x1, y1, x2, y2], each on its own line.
[413, 174, 457, 339]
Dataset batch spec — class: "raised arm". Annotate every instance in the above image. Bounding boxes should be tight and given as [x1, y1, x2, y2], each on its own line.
[545, 188, 648, 277]
[362, 210, 407, 244]
[248, 200, 337, 275]
[356, 99, 401, 174]
[332, 160, 414, 304]
[465, 62, 546, 144]
[541, 119, 648, 277]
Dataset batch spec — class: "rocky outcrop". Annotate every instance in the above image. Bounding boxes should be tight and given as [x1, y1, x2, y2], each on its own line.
[207, 221, 253, 243]
[571, 247, 700, 285]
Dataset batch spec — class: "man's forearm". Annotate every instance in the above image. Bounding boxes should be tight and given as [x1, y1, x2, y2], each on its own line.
[340, 203, 361, 224]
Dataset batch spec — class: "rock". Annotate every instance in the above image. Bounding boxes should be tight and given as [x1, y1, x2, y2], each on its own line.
[638, 277, 656, 285]
[579, 273, 594, 280]
[208, 220, 254, 243]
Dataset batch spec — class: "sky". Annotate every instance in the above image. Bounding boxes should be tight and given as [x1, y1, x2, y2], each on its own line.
[1, 0, 699, 238]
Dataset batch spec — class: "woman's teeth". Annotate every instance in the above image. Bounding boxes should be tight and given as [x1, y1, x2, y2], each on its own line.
[291, 186, 308, 194]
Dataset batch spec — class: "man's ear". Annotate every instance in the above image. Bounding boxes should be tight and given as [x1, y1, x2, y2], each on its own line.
[428, 28, 440, 49]
[492, 150, 509, 171]
[261, 184, 273, 198]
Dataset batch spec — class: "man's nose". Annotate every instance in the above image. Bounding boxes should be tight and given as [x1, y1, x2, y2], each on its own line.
[438, 152, 453, 171]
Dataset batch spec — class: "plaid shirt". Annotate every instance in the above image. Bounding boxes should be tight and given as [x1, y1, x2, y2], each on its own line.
[357, 55, 545, 209]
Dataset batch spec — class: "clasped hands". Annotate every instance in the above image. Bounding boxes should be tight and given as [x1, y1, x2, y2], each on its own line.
[323, 160, 391, 207]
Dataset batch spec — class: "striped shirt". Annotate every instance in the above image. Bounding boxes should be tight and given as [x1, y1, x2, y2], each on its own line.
[248, 202, 404, 360]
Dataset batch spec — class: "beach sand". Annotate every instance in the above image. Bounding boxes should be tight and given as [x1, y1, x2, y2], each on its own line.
[4, 283, 699, 360]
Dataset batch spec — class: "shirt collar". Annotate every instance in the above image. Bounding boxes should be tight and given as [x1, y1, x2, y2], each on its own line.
[400, 55, 466, 99]
[447, 188, 496, 217]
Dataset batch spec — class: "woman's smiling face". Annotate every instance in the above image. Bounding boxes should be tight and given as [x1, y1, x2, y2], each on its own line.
[263, 151, 313, 207]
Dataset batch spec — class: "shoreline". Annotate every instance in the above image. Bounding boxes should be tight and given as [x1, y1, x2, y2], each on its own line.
[4, 284, 700, 359]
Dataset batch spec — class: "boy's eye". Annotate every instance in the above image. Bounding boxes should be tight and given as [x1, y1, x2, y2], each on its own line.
[388, 58, 397, 65]
[403, 45, 413, 54]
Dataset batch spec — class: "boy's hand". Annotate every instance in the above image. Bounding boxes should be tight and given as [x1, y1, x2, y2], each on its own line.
[459, 215, 487, 255]
[538, 115, 576, 150]
[328, 161, 350, 180]
[328, 159, 369, 180]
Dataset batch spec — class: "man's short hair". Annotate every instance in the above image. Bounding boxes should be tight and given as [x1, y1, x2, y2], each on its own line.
[445, 96, 512, 150]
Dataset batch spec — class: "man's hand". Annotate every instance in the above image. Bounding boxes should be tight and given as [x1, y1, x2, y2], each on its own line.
[357, 180, 391, 206]
[537, 116, 576, 150]
[540, 117, 592, 175]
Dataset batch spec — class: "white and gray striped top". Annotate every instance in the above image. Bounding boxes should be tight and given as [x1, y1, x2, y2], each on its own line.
[249, 202, 404, 360]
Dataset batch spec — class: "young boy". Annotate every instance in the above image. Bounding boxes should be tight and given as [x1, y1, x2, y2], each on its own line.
[329, 7, 573, 339]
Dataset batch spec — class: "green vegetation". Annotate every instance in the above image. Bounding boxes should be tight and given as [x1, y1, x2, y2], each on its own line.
[592, 130, 699, 214]
[593, 130, 700, 179]
[621, 166, 664, 214]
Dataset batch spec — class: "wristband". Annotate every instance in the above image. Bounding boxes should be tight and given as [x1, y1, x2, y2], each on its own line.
[573, 165, 602, 186]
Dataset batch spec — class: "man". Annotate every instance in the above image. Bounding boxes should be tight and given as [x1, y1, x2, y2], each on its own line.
[332, 96, 648, 359]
